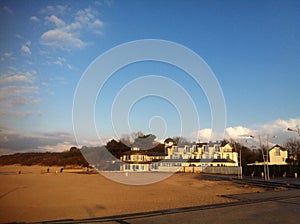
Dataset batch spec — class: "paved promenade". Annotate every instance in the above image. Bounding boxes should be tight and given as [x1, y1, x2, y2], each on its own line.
[40, 189, 300, 224]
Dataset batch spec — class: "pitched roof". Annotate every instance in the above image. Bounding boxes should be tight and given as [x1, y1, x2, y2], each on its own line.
[123, 150, 166, 156]
[269, 144, 287, 151]
[220, 140, 229, 147]
[164, 138, 175, 143]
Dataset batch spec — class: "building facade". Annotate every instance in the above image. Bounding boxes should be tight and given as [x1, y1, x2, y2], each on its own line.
[268, 144, 288, 165]
[120, 139, 239, 172]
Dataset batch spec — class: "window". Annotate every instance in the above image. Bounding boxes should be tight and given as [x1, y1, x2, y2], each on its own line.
[133, 165, 139, 171]
[151, 163, 158, 170]
[191, 145, 197, 153]
[217, 154, 221, 159]
[125, 164, 130, 170]
[185, 146, 190, 152]
[204, 145, 208, 152]
[274, 148, 280, 156]
[215, 146, 220, 152]
[226, 154, 230, 159]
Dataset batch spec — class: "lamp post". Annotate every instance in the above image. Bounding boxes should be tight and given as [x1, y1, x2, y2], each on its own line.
[250, 135, 267, 181]
[233, 140, 242, 179]
[234, 135, 252, 179]
[287, 125, 300, 136]
[249, 135, 276, 181]
[266, 135, 277, 181]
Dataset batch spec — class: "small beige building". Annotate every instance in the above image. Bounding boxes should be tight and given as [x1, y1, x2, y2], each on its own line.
[268, 144, 288, 165]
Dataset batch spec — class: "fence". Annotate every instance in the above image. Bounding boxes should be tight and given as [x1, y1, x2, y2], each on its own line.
[243, 165, 299, 178]
[177, 166, 238, 175]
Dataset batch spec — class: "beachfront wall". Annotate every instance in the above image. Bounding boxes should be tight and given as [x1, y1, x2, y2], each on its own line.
[119, 163, 239, 174]
[177, 166, 238, 174]
[202, 166, 238, 175]
[121, 163, 151, 172]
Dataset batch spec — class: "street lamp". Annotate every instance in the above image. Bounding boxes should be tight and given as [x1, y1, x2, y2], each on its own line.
[249, 135, 267, 180]
[287, 125, 300, 136]
[233, 140, 243, 179]
[266, 135, 277, 181]
[234, 135, 253, 179]
[249, 135, 276, 181]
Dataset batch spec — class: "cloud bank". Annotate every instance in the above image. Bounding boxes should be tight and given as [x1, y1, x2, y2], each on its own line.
[195, 118, 300, 147]
[1, 118, 299, 156]
[39, 6, 104, 50]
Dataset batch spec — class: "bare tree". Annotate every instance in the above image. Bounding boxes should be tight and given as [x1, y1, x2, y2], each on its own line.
[130, 131, 144, 142]
[120, 134, 131, 146]
[132, 134, 156, 150]
[172, 136, 190, 146]
[284, 138, 300, 160]
[229, 139, 262, 165]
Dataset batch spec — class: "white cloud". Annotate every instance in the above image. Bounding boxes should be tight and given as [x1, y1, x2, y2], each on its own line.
[3, 52, 13, 58]
[46, 15, 65, 27]
[225, 126, 254, 139]
[194, 118, 300, 146]
[40, 6, 104, 50]
[75, 7, 96, 24]
[0, 52, 13, 61]
[260, 118, 300, 135]
[40, 29, 86, 49]
[15, 34, 23, 39]
[196, 128, 212, 142]
[53, 60, 62, 65]
[41, 5, 68, 15]
[0, 74, 34, 84]
[195, 128, 227, 142]
[3, 6, 13, 14]
[30, 16, 39, 22]
[0, 110, 33, 118]
[64, 22, 82, 32]
[0, 70, 39, 109]
[53, 57, 66, 65]
[0, 128, 77, 155]
[90, 19, 104, 28]
[21, 41, 31, 55]
[56, 5, 67, 13]
[0, 85, 40, 108]
[90, 19, 104, 35]
[67, 64, 74, 70]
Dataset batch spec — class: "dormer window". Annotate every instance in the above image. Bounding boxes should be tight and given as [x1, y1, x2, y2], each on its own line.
[274, 148, 280, 156]
[204, 145, 208, 152]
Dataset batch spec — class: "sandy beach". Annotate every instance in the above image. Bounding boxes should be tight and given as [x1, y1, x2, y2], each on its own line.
[0, 165, 264, 223]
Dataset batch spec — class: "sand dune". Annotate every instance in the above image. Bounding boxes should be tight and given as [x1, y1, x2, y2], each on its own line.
[0, 165, 263, 223]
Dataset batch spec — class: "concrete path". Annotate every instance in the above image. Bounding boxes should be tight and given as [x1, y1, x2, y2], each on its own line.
[125, 190, 300, 224]
[41, 189, 300, 224]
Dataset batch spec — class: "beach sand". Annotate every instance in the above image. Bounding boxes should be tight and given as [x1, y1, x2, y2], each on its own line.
[0, 165, 263, 223]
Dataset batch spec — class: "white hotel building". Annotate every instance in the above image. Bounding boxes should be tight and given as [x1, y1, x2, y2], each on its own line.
[120, 138, 239, 172]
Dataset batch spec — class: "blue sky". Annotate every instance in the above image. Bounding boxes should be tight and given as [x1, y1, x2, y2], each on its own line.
[0, 0, 299, 154]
